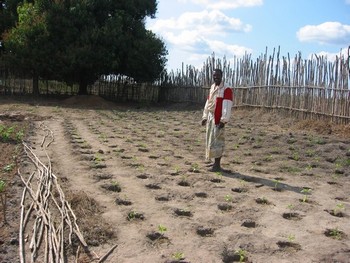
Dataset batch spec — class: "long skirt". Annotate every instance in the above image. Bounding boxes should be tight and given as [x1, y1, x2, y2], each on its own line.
[205, 112, 225, 160]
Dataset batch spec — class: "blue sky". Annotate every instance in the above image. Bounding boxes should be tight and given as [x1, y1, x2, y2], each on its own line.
[146, 0, 350, 71]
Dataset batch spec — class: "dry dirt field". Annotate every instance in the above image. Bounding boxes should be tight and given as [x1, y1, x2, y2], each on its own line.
[0, 95, 349, 263]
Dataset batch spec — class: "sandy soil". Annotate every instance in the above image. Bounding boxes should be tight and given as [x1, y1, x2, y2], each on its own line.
[0, 95, 349, 263]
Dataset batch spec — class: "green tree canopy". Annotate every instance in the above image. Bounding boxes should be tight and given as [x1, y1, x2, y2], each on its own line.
[1, 0, 168, 95]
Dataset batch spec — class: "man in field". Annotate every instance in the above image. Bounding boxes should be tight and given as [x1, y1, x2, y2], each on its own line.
[201, 68, 233, 172]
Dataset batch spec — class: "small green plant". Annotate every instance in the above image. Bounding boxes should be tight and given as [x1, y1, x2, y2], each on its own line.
[263, 154, 273, 162]
[314, 137, 326, 145]
[127, 211, 137, 220]
[158, 224, 167, 235]
[94, 153, 103, 163]
[305, 149, 315, 157]
[287, 137, 297, 144]
[257, 197, 269, 204]
[127, 211, 144, 221]
[191, 163, 199, 172]
[335, 162, 343, 170]
[98, 133, 108, 142]
[174, 166, 180, 174]
[16, 130, 24, 142]
[285, 204, 296, 218]
[334, 203, 345, 216]
[180, 174, 188, 182]
[0, 125, 14, 141]
[235, 249, 247, 263]
[215, 171, 223, 179]
[328, 228, 342, 240]
[287, 234, 295, 242]
[305, 163, 313, 171]
[136, 164, 145, 172]
[172, 252, 185, 261]
[111, 180, 119, 186]
[3, 163, 15, 172]
[287, 204, 294, 210]
[224, 194, 233, 202]
[273, 179, 280, 190]
[300, 188, 312, 202]
[239, 179, 247, 187]
[291, 152, 300, 161]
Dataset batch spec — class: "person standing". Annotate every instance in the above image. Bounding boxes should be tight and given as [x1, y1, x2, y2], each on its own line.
[201, 68, 233, 172]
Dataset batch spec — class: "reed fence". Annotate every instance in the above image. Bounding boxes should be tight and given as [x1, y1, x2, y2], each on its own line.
[0, 46, 349, 124]
[159, 46, 350, 124]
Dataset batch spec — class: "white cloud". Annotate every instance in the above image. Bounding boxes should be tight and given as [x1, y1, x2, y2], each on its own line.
[149, 10, 251, 49]
[206, 40, 252, 56]
[177, 0, 263, 10]
[297, 22, 350, 45]
[150, 10, 251, 34]
[148, 9, 253, 69]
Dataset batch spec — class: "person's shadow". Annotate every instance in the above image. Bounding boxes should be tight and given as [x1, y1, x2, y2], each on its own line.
[220, 169, 307, 194]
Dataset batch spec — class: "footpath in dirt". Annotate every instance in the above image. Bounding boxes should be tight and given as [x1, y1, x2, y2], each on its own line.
[0, 95, 349, 263]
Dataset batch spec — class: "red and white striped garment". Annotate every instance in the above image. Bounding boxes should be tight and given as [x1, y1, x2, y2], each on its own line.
[202, 82, 233, 124]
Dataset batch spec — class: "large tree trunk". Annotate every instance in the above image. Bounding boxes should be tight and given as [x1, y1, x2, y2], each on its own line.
[78, 80, 88, 95]
[32, 75, 40, 96]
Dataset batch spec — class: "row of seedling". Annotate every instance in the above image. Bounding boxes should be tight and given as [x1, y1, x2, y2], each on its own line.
[0, 124, 24, 142]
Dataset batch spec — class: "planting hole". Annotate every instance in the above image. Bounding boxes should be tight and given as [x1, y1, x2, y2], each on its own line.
[232, 187, 248, 193]
[327, 181, 338, 185]
[174, 208, 193, 217]
[221, 248, 248, 263]
[277, 241, 301, 251]
[155, 195, 170, 202]
[255, 198, 271, 205]
[101, 183, 121, 192]
[145, 183, 161, 190]
[127, 211, 145, 221]
[196, 226, 214, 237]
[178, 180, 190, 187]
[218, 203, 232, 211]
[325, 209, 345, 218]
[241, 220, 256, 228]
[210, 178, 222, 183]
[115, 198, 132, 206]
[195, 192, 208, 198]
[282, 212, 303, 221]
[324, 228, 346, 240]
[146, 231, 168, 242]
[137, 174, 148, 179]
[138, 147, 149, 152]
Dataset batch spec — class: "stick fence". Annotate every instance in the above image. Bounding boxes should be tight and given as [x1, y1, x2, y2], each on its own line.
[0, 46, 349, 124]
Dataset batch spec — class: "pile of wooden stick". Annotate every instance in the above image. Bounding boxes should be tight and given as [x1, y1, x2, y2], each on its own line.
[18, 123, 88, 263]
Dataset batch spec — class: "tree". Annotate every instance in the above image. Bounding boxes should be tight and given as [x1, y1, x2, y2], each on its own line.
[0, 0, 24, 40]
[2, 1, 50, 95]
[0, 0, 27, 69]
[1, 0, 167, 95]
[120, 30, 168, 83]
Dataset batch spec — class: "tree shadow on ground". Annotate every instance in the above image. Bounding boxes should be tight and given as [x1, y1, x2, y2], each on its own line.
[220, 169, 305, 194]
